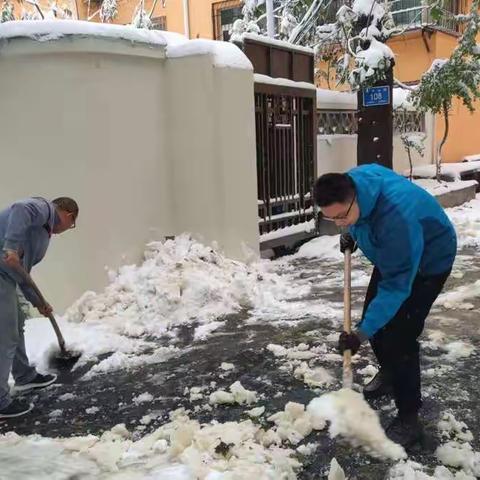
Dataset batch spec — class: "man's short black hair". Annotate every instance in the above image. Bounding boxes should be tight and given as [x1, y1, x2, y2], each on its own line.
[313, 173, 355, 207]
[53, 197, 79, 219]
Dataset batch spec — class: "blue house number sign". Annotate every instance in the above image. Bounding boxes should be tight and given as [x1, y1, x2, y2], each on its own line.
[363, 86, 390, 107]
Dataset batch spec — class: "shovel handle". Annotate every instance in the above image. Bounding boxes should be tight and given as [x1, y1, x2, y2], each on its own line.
[9, 264, 67, 352]
[343, 248, 353, 389]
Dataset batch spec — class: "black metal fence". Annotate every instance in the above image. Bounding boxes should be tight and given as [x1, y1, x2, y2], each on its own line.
[255, 85, 316, 237]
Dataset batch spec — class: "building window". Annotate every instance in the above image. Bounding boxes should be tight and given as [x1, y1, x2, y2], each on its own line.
[212, 0, 243, 41]
[151, 16, 167, 31]
[389, 0, 461, 33]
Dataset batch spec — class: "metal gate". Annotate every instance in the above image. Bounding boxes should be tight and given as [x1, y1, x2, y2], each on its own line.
[255, 85, 316, 240]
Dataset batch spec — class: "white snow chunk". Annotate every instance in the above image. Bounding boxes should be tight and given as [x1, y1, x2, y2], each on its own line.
[246, 406, 265, 418]
[220, 362, 235, 371]
[85, 406, 100, 415]
[132, 392, 154, 405]
[328, 457, 346, 480]
[294, 362, 334, 387]
[307, 388, 406, 460]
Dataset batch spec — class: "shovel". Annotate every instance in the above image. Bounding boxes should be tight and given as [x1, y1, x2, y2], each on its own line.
[343, 248, 353, 389]
[13, 264, 81, 369]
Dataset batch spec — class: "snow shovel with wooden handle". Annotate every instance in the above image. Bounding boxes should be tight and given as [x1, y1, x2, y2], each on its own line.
[12, 264, 81, 369]
[343, 248, 353, 389]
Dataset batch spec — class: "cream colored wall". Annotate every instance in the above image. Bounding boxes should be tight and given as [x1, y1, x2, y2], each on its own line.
[0, 35, 258, 311]
[165, 55, 258, 259]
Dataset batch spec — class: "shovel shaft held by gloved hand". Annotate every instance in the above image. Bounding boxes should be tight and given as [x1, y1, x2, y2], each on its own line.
[343, 248, 353, 389]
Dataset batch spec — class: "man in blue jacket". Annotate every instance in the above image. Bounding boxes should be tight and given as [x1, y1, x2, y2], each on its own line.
[313, 164, 456, 449]
[0, 197, 78, 419]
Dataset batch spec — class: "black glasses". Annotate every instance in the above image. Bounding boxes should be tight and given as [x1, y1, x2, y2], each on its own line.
[322, 194, 356, 222]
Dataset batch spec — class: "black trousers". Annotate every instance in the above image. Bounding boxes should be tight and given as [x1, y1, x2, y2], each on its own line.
[362, 267, 451, 416]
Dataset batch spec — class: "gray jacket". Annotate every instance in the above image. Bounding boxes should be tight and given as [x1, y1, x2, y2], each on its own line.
[0, 197, 57, 306]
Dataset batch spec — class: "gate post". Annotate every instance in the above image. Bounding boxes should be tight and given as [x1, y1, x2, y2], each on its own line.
[357, 67, 394, 169]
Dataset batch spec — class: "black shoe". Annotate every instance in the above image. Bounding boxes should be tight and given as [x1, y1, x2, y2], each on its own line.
[386, 414, 425, 450]
[363, 369, 393, 400]
[15, 373, 58, 392]
[0, 399, 33, 419]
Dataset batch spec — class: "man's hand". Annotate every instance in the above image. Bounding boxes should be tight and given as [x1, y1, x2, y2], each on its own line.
[37, 303, 53, 317]
[2, 249, 21, 269]
[338, 331, 361, 355]
[340, 233, 357, 254]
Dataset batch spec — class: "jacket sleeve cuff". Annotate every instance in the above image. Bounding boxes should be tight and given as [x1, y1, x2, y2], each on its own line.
[18, 284, 43, 308]
[3, 239, 20, 252]
[355, 327, 370, 343]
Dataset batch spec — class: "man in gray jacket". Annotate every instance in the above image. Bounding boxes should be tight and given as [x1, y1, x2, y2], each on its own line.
[0, 197, 78, 419]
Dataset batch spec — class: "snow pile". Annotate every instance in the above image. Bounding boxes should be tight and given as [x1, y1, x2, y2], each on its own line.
[307, 388, 406, 460]
[389, 460, 476, 479]
[209, 381, 258, 406]
[436, 412, 480, 477]
[25, 235, 318, 376]
[0, 411, 302, 479]
[267, 402, 314, 445]
[65, 235, 309, 337]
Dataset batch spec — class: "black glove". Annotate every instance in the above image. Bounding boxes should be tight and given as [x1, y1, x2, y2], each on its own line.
[338, 331, 362, 355]
[340, 233, 357, 254]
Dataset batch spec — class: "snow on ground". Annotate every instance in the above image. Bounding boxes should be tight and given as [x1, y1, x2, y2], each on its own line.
[0, 410, 302, 479]
[4, 196, 480, 479]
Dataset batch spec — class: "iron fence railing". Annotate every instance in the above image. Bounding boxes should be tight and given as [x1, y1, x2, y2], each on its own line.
[317, 109, 425, 135]
[256, 91, 316, 235]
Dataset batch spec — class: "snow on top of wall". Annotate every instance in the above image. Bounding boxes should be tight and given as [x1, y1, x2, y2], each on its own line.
[317, 88, 357, 109]
[255, 73, 316, 90]
[167, 38, 253, 70]
[393, 87, 416, 110]
[241, 32, 314, 55]
[463, 153, 480, 162]
[0, 20, 253, 70]
[316, 86, 417, 111]
[0, 20, 169, 46]
[409, 162, 480, 181]
[414, 179, 478, 196]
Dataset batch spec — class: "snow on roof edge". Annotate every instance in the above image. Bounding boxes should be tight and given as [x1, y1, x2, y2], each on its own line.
[255, 73, 315, 90]
[0, 20, 169, 46]
[167, 39, 253, 71]
[0, 20, 253, 70]
[241, 32, 314, 55]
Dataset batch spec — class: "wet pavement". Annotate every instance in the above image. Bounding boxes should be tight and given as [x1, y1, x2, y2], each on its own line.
[2, 249, 480, 479]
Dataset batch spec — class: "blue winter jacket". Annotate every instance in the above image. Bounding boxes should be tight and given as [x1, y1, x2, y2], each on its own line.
[348, 164, 457, 338]
[0, 198, 57, 307]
